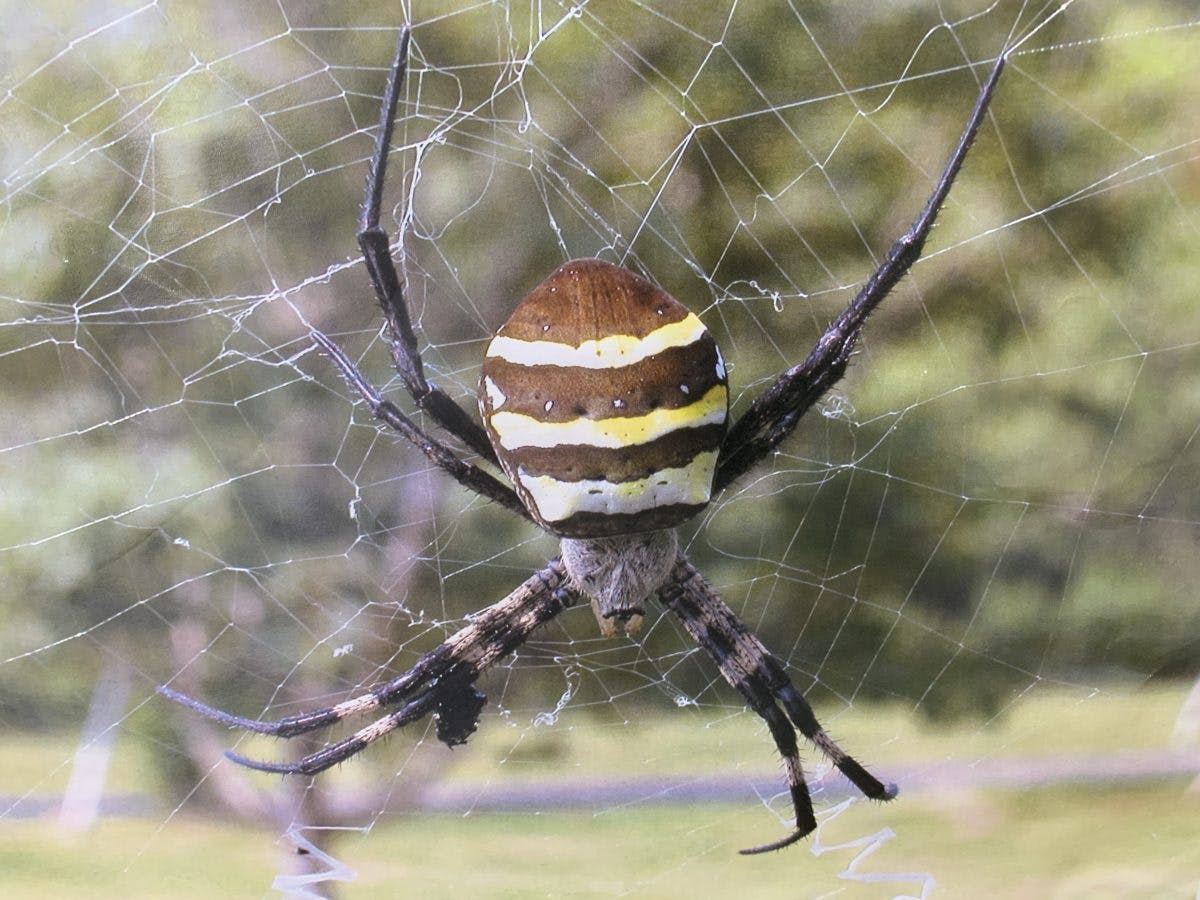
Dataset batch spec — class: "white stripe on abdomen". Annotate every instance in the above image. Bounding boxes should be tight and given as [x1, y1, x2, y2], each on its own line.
[517, 451, 719, 523]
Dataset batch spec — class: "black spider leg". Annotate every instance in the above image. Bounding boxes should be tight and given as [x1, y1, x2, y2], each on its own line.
[657, 556, 896, 855]
[310, 28, 530, 518]
[715, 52, 1007, 492]
[159, 559, 574, 775]
[312, 332, 532, 522]
[355, 25, 500, 466]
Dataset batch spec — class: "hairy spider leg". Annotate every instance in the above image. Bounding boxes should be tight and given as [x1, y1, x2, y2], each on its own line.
[355, 26, 500, 465]
[715, 52, 1007, 491]
[311, 331, 531, 521]
[657, 557, 895, 854]
[160, 561, 573, 774]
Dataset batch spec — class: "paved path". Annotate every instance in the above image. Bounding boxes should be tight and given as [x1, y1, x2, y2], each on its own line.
[4, 748, 1197, 819]
[419, 747, 1200, 811]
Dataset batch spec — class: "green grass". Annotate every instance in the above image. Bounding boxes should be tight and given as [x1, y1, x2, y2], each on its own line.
[2, 782, 1196, 898]
[2, 684, 1197, 897]
[450, 680, 1192, 781]
[349, 784, 1199, 899]
[1, 819, 276, 899]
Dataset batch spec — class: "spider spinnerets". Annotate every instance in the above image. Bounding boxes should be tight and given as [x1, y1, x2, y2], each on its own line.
[160, 25, 1008, 855]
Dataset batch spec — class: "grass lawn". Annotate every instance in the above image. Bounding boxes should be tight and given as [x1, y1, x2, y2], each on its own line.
[1, 684, 1197, 897]
[2, 781, 1196, 898]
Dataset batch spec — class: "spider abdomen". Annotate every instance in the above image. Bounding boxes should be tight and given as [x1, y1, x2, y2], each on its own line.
[480, 259, 728, 537]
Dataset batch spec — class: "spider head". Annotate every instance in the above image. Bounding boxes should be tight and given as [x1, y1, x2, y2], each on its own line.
[560, 530, 679, 636]
[479, 258, 729, 538]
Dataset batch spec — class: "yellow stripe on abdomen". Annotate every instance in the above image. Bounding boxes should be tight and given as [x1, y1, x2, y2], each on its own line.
[489, 384, 727, 450]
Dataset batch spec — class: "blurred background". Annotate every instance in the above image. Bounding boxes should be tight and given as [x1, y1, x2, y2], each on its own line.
[2, 1, 1198, 896]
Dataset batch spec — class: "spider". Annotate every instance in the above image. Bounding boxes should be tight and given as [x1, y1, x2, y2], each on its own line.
[162, 28, 1006, 854]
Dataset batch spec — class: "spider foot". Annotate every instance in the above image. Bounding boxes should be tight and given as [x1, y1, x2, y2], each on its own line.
[738, 828, 808, 856]
[737, 778, 898, 855]
[158, 684, 345, 737]
[158, 685, 287, 734]
[833, 754, 898, 802]
[223, 749, 304, 775]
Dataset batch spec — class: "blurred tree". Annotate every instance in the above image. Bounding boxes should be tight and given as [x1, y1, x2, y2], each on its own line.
[1, 1, 1196, 815]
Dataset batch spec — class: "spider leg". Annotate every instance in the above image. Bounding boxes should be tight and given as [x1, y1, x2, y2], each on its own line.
[160, 560, 574, 774]
[224, 691, 440, 775]
[157, 623, 467, 742]
[715, 52, 1007, 492]
[356, 26, 500, 465]
[657, 557, 894, 854]
[775, 681, 895, 802]
[312, 331, 532, 522]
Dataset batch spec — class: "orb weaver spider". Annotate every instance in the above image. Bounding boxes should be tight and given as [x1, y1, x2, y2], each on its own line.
[162, 27, 1006, 854]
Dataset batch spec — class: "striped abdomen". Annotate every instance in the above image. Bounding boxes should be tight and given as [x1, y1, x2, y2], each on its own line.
[479, 258, 728, 538]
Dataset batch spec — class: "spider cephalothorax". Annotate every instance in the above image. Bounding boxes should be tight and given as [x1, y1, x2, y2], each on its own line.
[161, 27, 1007, 854]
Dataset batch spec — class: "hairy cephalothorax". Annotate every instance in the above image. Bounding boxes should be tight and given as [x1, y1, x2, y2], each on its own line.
[161, 26, 1007, 854]
[561, 530, 679, 636]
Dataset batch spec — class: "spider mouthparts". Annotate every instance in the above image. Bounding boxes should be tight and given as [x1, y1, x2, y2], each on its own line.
[596, 608, 645, 638]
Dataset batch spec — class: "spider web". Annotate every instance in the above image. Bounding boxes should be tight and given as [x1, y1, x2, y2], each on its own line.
[3, 1, 1199, 896]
